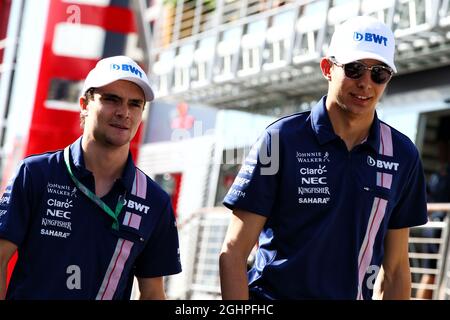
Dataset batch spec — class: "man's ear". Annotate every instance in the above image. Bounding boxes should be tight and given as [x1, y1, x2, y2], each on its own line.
[320, 58, 332, 81]
[79, 96, 88, 115]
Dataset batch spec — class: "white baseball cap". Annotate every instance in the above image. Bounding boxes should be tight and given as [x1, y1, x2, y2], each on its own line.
[81, 55, 154, 101]
[327, 16, 397, 73]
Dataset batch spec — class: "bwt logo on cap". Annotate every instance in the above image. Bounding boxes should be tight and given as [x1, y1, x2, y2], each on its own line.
[110, 63, 143, 78]
[353, 32, 388, 46]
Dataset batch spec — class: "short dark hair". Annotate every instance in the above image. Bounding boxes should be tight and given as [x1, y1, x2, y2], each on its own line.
[84, 87, 96, 101]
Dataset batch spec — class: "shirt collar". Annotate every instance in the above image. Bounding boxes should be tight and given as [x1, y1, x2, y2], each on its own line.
[68, 136, 137, 192]
[310, 95, 380, 153]
[310, 96, 339, 145]
[69, 137, 89, 178]
[365, 114, 381, 153]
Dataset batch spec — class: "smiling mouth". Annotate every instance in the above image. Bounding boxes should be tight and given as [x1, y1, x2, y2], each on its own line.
[110, 123, 129, 130]
[350, 93, 372, 101]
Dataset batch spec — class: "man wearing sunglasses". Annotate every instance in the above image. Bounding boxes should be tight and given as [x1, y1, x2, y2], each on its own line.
[220, 16, 428, 300]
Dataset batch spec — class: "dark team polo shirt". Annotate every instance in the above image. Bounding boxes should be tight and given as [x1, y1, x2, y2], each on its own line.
[0, 137, 181, 300]
[224, 96, 428, 300]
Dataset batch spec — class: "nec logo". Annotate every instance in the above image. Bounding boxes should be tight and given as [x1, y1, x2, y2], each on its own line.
[301, 177, 327, 185]
[46, 209, 71, 220]
[353, 32, 387, 46]
[367, 156, 399, 171]
[110, 64, 143, 78]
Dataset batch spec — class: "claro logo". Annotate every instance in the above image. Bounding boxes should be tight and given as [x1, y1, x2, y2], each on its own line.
[367, 156, 399, 171]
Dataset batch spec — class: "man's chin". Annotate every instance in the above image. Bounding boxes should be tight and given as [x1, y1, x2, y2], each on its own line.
[104, 137, 131, 148]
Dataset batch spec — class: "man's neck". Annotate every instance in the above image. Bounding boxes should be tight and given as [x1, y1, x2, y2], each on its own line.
[81, 137, 129, 197]
[326, 102, 374, 151]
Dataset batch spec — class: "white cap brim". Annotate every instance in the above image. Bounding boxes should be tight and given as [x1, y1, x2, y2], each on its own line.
[80, 56, 155, 102]
[82, 74, 154, 102]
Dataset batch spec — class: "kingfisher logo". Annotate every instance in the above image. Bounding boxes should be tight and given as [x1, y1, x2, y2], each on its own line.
[353, 32, 388, 46]
[367, 156, 399, 171]
[111, 63, 143, 78]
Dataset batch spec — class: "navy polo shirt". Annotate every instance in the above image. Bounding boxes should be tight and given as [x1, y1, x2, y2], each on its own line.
[0, 137, 181, 300]
[224, 96, 428, 300]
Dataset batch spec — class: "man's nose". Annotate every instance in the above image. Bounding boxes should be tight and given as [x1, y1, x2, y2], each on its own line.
[115, 102, 130, 117]
[356, 70, 373, 89]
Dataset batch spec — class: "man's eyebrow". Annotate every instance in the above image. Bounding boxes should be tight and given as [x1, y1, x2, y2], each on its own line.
[98, 92, 121, 99]
[99, 92, 144, 103]
[129, 98, 145, 104]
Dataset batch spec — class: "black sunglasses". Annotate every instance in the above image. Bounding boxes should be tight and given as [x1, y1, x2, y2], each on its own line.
[329, 57, 393, 85]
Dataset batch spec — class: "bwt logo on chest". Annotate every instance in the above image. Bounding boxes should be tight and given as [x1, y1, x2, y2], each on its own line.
[110, 64, 143, 78]
[353, 32, 387, 46]
[367, 156, 399, 171]
[124, 199, 150, 214]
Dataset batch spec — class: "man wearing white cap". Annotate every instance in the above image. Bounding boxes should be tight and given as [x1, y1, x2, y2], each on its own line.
[0, 56, 181, 299]
[220, 16, 428, 299]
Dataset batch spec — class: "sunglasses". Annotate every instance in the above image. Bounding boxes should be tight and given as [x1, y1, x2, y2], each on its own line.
[329, 57, 393, 85]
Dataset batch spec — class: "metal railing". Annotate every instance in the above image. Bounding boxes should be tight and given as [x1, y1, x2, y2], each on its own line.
[169, 203, 450, 300]
[136, 0, 450, 108]
[166, 207, 230, 300]
[409, 203, 450, 299]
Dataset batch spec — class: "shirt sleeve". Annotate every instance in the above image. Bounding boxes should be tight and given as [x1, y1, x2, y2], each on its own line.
[0, 161, 33, 246]
[388, 151, 428, 229]
[134, 198, 182, 278]
[223, 128, 281, 217]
